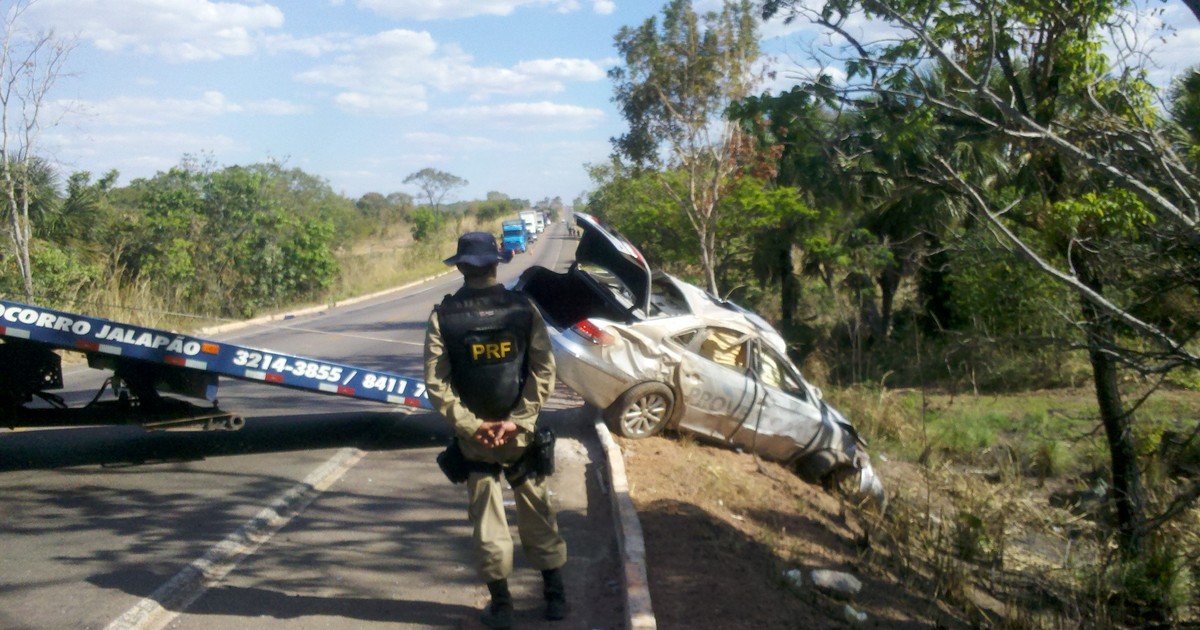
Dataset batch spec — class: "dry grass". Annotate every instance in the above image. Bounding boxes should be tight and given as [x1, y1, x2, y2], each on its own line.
[330, 216, 504, 301]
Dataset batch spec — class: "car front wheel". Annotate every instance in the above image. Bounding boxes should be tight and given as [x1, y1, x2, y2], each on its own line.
[604, 382, 674, 439]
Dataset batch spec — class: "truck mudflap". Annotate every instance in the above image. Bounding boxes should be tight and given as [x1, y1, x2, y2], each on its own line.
[0, 299, 432, 430]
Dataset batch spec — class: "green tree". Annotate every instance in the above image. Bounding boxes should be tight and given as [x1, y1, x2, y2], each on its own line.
[408, 207, 446, 242]
[118, 159, 337, 317]
[45, 170, 119, 245]
[763, 0, 1200, 567]
[585, 159, 695, 271]
[248, 161, 358, 246]
[609, 0, 760, 295]
[1169, 67, 1200, 169]
[404, 167, 467, 212]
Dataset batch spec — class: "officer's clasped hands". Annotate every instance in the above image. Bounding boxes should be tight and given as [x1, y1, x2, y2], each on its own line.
[474, 419, 519, 448]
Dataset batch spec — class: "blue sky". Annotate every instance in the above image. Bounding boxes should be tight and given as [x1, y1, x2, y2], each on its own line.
[17, 0, 1200, 206]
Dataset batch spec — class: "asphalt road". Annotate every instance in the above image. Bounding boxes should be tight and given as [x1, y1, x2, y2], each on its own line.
[0, 222, 625, 630]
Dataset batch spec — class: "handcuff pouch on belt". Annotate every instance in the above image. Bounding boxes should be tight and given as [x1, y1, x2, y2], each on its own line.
[436, 427, 556, 487]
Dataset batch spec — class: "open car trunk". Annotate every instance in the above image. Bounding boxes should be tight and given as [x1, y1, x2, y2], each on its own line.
[517, 266, 632, 330]
[516, 212, 653, 331]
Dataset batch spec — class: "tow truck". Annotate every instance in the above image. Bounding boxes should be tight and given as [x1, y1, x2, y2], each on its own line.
[0, 298, 431, 431]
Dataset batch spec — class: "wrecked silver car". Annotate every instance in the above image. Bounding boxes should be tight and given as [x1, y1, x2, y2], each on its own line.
[516, 213, 885, 505]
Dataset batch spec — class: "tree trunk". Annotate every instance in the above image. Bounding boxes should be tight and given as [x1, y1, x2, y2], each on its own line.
[919, 235, 952, 333]
[1079, 264, 1147, 558]
[877, 263, 901, 339]
[5, 185, 34, 301]
[780, 243, 797, 326]
[700, 243, 719, 296]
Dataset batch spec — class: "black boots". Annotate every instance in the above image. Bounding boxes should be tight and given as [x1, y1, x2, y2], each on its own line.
[480, 571, 566, 628]
[542, 568, 568, 621]
[480, 579, 513, 629]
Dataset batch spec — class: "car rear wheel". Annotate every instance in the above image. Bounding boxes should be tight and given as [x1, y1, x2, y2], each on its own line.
[604, 382, 674, 439]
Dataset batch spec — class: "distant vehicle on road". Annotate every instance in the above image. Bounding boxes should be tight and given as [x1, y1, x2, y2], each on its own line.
[519, 210, 539, 242]
[501, 219, 528, 254]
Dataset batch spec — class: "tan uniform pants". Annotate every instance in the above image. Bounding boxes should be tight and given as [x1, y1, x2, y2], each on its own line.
[467, 470, 567, 582]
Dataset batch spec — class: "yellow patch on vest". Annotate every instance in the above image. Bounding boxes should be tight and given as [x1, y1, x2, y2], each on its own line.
[470, 340, 513, 360]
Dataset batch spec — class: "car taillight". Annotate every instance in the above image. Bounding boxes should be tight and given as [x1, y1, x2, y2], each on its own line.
[571, 319, 615, 345]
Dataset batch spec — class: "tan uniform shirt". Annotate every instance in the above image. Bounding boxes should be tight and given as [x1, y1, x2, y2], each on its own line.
[423, 278, 556, 464]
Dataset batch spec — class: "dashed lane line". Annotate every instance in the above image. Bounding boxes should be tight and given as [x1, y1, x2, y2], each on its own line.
[104, 447, 366, 630]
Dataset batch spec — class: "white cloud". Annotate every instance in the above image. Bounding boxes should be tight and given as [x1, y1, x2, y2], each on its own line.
[440, 101, 604, 130]
[514, 58, 607, 81]
[26, 0, 285, 62]
[355, 0, 581, 20]
[262, 33, 346, 57]
[44, 129, 239, 180]
[592, 0, 615, 15]
[244, 99, 310, 115]
[297, 29, 606, 111]
[334, 89, 428, 115]
[61, 91, 239, 127]
[402, 132, 504, 149]
[54, 91, 303, 128]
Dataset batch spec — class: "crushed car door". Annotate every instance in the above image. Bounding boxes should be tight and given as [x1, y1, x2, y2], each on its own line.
[673, 327, 761, 441]
[727, 343, 824, 463]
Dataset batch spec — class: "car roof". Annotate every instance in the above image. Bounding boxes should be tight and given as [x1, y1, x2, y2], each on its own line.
[661, 274, 790, 355]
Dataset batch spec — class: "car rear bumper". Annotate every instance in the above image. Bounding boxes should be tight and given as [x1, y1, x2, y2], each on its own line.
[548, 328, 631, 410]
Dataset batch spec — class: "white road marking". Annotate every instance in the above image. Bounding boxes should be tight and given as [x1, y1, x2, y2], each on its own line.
[104, 447, 366, 630]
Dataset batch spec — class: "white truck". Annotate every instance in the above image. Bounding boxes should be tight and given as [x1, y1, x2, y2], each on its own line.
[519, 210, 539, 241]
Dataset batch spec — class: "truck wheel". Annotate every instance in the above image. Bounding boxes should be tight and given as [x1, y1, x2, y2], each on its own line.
[604, 382, 674, 439]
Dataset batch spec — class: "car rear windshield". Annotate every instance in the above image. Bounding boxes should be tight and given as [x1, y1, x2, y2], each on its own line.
[580, 263, 638, 311]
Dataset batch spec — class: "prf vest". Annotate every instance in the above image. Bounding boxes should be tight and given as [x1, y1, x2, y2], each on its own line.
[437, 285, 534, 420]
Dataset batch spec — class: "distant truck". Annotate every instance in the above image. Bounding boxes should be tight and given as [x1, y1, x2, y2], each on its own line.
[519, 210, 539, 241]
[501, 219, 528, 254]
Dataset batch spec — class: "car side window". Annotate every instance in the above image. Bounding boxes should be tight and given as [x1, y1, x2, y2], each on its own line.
[697, 327, 750, 371]
[670, 329, 700, 348]
[756, 345, 808, 402]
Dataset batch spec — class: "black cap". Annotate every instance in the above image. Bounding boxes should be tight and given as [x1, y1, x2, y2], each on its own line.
[443, 231, 512, 266]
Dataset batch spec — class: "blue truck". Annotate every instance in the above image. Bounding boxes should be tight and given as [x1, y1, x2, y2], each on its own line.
[0, 298, 431, 431]
[501, 219, 528, 254]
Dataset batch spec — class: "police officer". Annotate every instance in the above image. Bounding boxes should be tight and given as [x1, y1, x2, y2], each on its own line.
[423, 231, 567, 629]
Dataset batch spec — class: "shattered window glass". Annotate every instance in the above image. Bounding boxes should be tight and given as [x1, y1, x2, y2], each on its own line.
[698, 328, 750, 371]
[649, 276, 691, 316]
[580, 263, 634, 308]
[757, 345, 807, 401]
[671, 329, 699, 347]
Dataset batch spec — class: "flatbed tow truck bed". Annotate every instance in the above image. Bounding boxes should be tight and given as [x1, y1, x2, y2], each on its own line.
[0, 298, 430, 431]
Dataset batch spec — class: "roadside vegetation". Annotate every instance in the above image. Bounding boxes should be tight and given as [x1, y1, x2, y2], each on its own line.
[0, 150, 554, 331]
[592, 0, 1200, 627]
[4, 0, 1200, 626]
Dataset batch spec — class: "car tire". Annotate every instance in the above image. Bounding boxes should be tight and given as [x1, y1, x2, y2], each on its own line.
[604, 382, 674, 439]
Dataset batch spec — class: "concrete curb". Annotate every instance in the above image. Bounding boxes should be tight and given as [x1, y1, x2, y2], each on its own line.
[592, 412, 657, 630]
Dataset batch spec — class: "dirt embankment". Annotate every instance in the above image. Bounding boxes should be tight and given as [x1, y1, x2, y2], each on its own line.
[619, 435, 972, 629]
